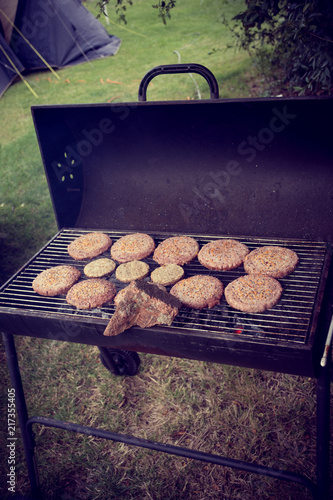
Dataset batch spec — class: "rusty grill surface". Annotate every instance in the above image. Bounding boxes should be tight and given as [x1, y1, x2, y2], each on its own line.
[0, 229, 328, 344]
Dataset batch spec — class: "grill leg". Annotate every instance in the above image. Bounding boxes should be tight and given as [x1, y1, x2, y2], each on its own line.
[2, 333, 41, 499]
[316, 348, 331, 500]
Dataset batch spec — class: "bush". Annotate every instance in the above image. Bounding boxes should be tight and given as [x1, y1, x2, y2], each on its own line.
[228, 0, 333, 95]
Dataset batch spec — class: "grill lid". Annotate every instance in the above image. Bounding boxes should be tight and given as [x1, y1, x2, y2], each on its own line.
[31, 95, 333, 242]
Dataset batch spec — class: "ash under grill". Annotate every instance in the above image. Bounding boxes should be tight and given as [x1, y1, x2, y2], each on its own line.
[0, 229, 328, 345]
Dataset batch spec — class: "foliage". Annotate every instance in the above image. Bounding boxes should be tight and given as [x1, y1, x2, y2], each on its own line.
[95, 1, 333, 95]
[227, 0, 333, 95]
[95, 0, 133, 24]
[152, 1, 177, 25]
[95, 0, 177, 25]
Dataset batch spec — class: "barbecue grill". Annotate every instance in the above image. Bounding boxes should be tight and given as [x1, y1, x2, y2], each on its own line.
[1, 64, 332, 499]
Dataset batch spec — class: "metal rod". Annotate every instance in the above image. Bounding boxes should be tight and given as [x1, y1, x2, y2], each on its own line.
[316, 341, 331, 500]
[320, 313, 333, 367]
[2, 333, 41, 499]
[27, 415, 317, 496]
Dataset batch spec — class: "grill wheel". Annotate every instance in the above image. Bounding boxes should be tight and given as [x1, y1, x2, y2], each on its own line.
[99, 348, 141, 376]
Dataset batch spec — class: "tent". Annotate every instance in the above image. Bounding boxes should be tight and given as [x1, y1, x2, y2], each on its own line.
[0, 0, 121, 98]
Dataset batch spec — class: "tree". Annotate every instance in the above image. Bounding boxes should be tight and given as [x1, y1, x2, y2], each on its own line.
[227, 0, 333, 95]
[95, 1, 332, 95]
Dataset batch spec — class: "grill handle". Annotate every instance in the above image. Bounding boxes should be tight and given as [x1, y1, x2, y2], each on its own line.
[138, 63, 219, 101]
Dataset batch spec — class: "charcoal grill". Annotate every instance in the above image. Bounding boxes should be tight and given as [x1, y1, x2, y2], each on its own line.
[1, 64, 332, 499]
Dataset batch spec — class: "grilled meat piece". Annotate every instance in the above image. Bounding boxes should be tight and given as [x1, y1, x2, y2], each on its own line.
[103, 280, 181, 336]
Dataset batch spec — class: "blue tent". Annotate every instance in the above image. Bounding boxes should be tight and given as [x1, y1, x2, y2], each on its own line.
[0, 0, 121, 97]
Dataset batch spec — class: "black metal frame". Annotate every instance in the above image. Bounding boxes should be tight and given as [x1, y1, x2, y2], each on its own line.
[3, 330, 331, 500]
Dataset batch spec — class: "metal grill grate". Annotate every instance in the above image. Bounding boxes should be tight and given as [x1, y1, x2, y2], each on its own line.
[0, 229, 328, 344]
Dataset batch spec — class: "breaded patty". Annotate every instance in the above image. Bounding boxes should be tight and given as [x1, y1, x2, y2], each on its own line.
[66, 279, 116, 309]
[170, 274, 223, 309]
[244, 246, 299, 278]
[68, 232, 112, 260]
[224, 274, 282, 313]
[153, 236, 199, 266]
[32, 265, 81, 296]
[111, 233, 155, 263]
[198, 239, 249, 271]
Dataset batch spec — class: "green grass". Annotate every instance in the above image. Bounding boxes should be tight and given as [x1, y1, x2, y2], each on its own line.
[0, 337, 322, 499]
[1, 1, 331, 499]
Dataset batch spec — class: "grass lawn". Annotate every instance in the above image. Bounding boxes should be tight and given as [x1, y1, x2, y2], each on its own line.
[0, 1, 331, 499]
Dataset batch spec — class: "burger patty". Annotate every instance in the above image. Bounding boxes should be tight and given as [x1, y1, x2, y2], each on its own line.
[224, 274, 283, 313]
[198, 239, 249, 271]
[111, 233, 155, 263]
[68, 232, 112, 260]
[32, 265, 81, 296]
[243, 246, 299, 278]
[170, 274, 224, 309]
[153, 236, 199, 266]
[66, 279, 116, 310]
